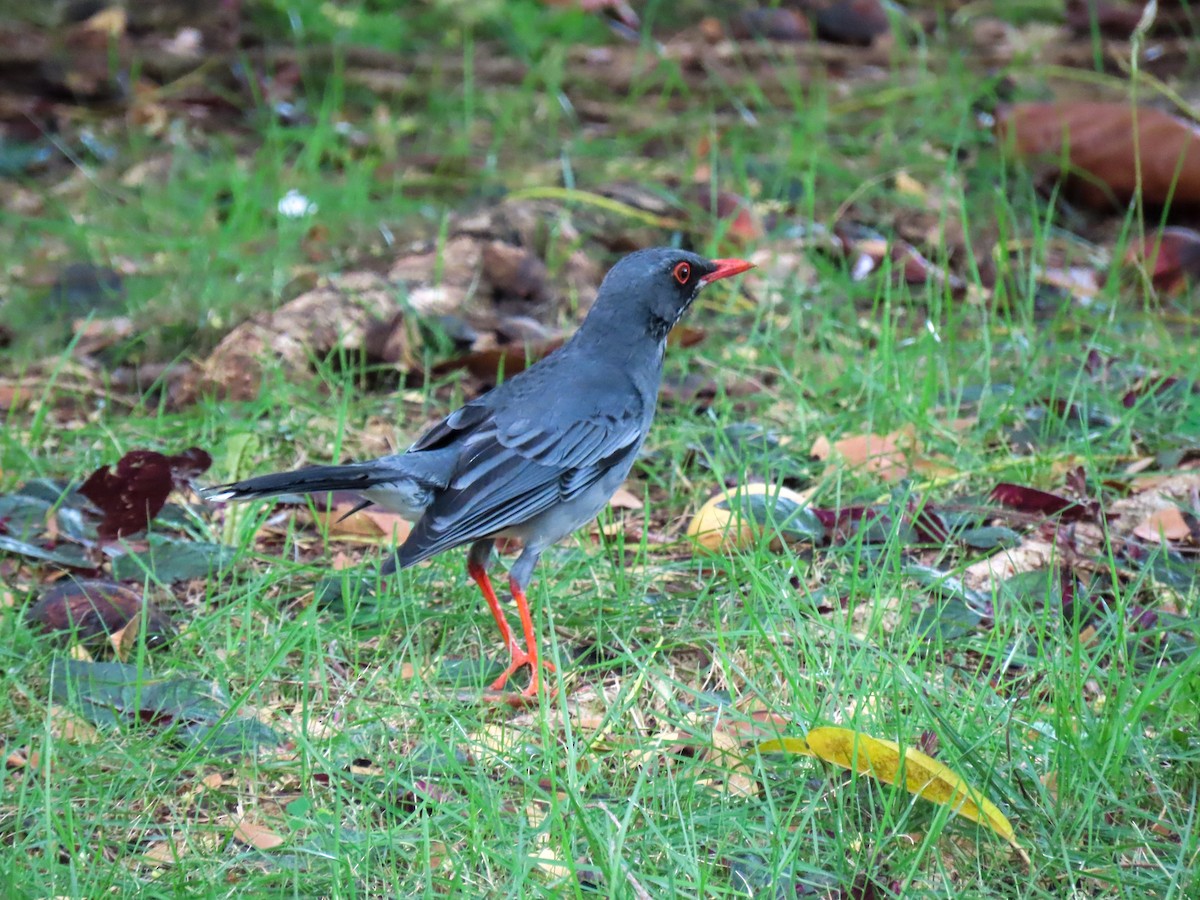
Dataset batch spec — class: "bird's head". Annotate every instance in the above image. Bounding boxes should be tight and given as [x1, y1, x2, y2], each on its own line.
[585, 248, 755, 342]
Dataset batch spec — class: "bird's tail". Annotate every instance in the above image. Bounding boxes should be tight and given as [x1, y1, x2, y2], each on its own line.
[201, 462, 403, 503]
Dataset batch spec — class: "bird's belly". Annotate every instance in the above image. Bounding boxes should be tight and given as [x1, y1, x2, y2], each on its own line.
[361, 483, 433, 521]
[499, 464, 632, 550]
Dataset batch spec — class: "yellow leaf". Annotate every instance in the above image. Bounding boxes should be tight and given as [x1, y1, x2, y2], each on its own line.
[805, 726, 1016, 845]
[754, 736, 814, 756]
[687, 483, 812, 552]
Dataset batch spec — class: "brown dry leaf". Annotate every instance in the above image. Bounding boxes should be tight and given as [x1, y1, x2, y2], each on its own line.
[995, 103, 1200, 208]
[49, 705, 100, 744]
[0, 381, 28, 412]
[83, 6, 127, 37]
[430, 339, 564, 382]
[5, 747, 38, 769]
[812, 427, 918, 482]
[142, 837, 187, 867]
[177, 272, 399, 403]
[850, 238, 965, 292]
[330, 551, 359, 571]
[353, 508, 412, 542]
[69, 644, 94, 662]
[530, 846, 575, 880]
[231, 819, 286, 851]
[72, 316, 134, 357]
[363, 310, 419, 368]
[703, 726, 758, 798]
[608, 485, 644, 510]
[1133, 506, 1193, 543]
[1066, 0, 1199, 38]
[312, 502, 412, 543]
[108, 615, 140, 662]
[481, 241, 549, 302]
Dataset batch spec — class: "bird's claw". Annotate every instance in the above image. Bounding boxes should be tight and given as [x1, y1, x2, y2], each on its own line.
[490, 650, 556, 697]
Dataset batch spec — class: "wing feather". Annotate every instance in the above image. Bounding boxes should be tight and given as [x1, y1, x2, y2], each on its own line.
[392, 357, 652, 568]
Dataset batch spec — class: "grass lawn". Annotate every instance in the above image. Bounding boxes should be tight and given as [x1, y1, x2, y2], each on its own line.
[2, 1, 1199, 896]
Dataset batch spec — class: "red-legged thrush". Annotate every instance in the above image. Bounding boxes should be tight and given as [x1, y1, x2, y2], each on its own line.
[202, 248, 754, 697]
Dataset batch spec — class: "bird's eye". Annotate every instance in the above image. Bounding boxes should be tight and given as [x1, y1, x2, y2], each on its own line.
[673, 262, 691, 285]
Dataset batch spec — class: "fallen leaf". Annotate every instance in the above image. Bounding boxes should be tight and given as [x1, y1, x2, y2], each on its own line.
[688, 483, 823, 552]
[1125, 227, 1200, 294]
[27, 580, 174, 652]
[231, 819, 286, 851]
[0, 381, 29, 412]
[481, 241, 550, 303]
[141, 837, 187, 867]
[108, 615, 141, 662]
[5, 747, 37, 769]
[758, 726, 1017, 846]
[330, 551, 359, 571]
[989, 483, 1089, 521]
[312, 502, 413, 543]
[608, 486, 644, 511]
[812, 427, 954, 482]
[754, 735, 812, 755]
[530, 845, 576, 879]
[996, 102, 1200, 208]
[177, 272, 401, 403]
[80, 448, 212, 539]
[72, 316, 134, 357]
[430, 339, 564, 382]
[1066, 0, 1199, 38]
[1133, 506, 1194, 543]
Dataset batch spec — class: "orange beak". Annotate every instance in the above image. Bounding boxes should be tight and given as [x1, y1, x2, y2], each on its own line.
[699, 258, 755, 287]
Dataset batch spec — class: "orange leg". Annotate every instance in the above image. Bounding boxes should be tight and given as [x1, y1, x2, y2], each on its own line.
[468, 560, 521, 656]
[487, 576, 555, 697]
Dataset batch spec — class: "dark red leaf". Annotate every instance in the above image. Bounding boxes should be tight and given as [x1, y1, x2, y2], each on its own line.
[1126, 227, 1200, 294]
[80, 448, 212, 539]
[809, 505, 874, 538]
[908, 504, 950, 545]
[1128, 605, 1159, 631]
[916, 730, 939, 757]
[27, 579, 174, 650]
[989, 483, 1088, 521]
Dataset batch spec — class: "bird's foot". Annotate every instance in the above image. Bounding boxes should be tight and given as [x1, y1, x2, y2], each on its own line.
[489, 651, 556, 698]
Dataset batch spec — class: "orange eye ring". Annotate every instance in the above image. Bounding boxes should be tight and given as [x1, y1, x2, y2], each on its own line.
[673, 262, 691, 284]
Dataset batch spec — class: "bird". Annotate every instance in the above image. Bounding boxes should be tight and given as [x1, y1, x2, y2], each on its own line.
[202, 247, 754, 697]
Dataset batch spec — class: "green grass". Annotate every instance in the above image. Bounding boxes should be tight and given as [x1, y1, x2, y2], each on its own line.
[3, 0, 1200, 896]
